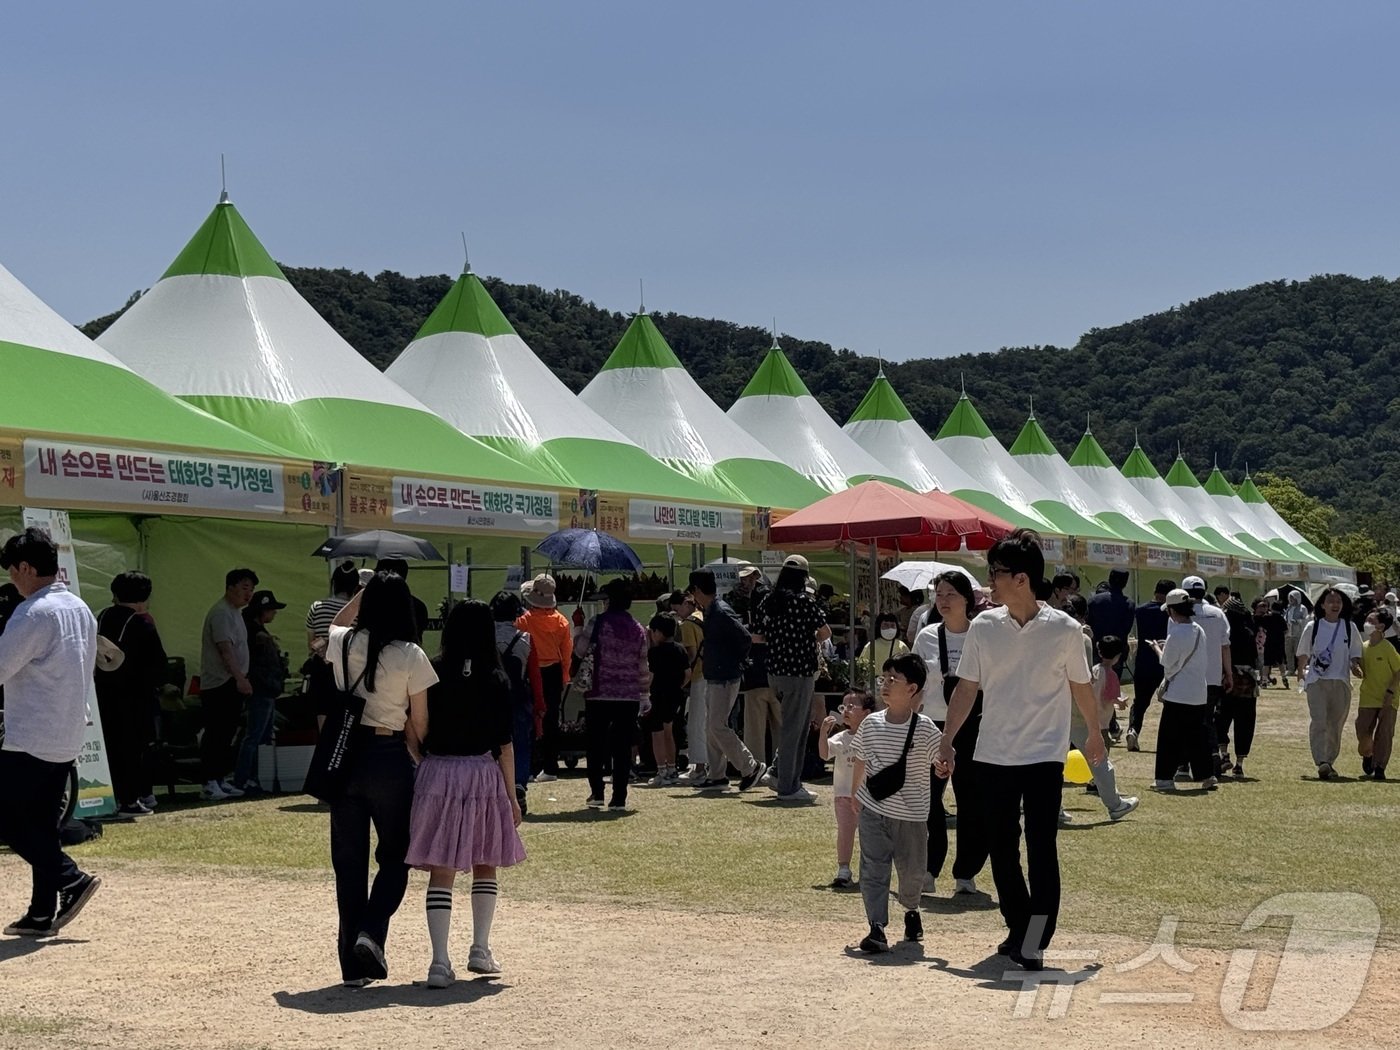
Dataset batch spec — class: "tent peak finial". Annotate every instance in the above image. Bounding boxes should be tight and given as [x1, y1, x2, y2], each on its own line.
[770, 317, 780, 350]
[1134, 426, 1140, 448]
[960, 372, 966, 396]
[1085, 411, 1091, 435]
[639, 278, 645, 315]
[218, 153, 229, 204]
[1028, 394, 1035, 419]
[460, 232, 472, 275]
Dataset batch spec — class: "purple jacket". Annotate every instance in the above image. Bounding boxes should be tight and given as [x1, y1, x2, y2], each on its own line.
[586, 610, 648, 701]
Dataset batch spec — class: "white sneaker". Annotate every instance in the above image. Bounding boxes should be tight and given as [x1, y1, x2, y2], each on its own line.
[1058, 809, 1073, 825]
[677, 766, 708, 784]
[758, 769, 778, 789]
[138, 794, 158, 809]
[776, 786, 815, 802]
[531, 772, 558, 783]
[467, 944, 501, 975]
[1125, 729, 1140, 752]
[201, 780, 230, 800]
[218, 780, 245, 798]
[954, 877, 978, 894]
[426, 961, 456, 988]
[922, 873, 936, 894]
[1151, 779, 1176, 792]
[1108, 796, 1140, 821]
[646, 771, 672, 788]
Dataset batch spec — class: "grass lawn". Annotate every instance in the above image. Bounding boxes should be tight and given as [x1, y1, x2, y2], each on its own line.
[81, 686, 1400, 948]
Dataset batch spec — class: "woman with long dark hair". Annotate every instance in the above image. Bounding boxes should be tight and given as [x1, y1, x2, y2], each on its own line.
[912, 570, 989, 894]
[755, 556, 832, 802]
[406, 600, 525, 986]
[324, 572, 437, 987]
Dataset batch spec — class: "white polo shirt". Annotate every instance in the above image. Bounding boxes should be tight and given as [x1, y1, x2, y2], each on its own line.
[1192, 601, 1229, 687]
[954, 603, 1090, 767]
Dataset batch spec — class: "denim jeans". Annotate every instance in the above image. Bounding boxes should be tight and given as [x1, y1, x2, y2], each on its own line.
[233, 693, 277, 787]
[0, 749, 84, 917]
[328, 731, 415, 981]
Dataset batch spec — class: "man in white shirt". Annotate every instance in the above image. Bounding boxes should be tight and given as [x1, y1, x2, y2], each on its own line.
[937, 530, 1105, 971]
[0, 528, 101, 937]
[1182, 575, 1233, 776]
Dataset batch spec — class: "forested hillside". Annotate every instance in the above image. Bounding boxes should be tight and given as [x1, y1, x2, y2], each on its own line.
[82, 270, 1399, 568]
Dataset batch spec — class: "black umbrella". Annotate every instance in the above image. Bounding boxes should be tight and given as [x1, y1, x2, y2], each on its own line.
[311, 530, 443, 561]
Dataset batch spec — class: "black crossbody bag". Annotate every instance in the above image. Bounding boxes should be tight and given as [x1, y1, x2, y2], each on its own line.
[865, 713, 919, 801]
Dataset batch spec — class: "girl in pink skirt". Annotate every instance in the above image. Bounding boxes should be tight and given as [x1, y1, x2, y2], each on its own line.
[406, 600, 525, 987]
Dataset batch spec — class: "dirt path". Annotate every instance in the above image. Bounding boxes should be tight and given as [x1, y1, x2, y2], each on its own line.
[1, 860, 1396, 1050]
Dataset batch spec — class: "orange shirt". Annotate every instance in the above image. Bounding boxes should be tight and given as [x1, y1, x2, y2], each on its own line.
[516, 608, 574, 682]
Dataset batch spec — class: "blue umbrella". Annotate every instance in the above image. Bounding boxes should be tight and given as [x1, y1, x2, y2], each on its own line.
[535, 528, 643, 573]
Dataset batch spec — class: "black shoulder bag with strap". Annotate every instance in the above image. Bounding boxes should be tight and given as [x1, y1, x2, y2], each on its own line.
[865, 713, 920, 801]
[303, 632, 370, 803]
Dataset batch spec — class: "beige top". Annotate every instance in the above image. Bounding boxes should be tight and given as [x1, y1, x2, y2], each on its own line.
[326, 625, 438, 731]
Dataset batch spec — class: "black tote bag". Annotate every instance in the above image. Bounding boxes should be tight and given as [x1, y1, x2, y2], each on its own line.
[302, 633, 369, 803]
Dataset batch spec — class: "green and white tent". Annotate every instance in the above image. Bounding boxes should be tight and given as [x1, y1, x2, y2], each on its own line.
[1163, 456, 1279, 563]
[0, 260, 292, 458]
[578, 314, 826, 509]
[842, 374, 1056, 532]
[384, 268, 737, 503]
[726, 340, 899, 493]
[1202, 466, 1317, 565]
[97, 196, 559, 487]
[1066, 428, 1224, 553]
[1009, 414, 1165, 546]
[932, 394, 1120, 541]
[1120, 445, 1257, 561]
[1235, 473, 1340, 567]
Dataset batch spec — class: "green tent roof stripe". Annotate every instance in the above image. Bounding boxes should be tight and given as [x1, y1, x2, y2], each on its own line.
[949, 488, 1058, 533]
[1120, 445, 1161, 479]
[0, 341, 291, 457]
[161, 201, 287, 281]
[413, 272, 517, 341]
[848, 375, 914, 423]
[1236, 476, 1266, 504]
[1008, 416, 1060, 457]
[598, 314, 683, 371]
[180, 393, 563, 483]
[934, 394, 994, 440]
[737, 347, 812, 399]
[1164, 456, 1203, 488]
[1067, 432, 1115, 469]
[1203, 467, 1237, 497]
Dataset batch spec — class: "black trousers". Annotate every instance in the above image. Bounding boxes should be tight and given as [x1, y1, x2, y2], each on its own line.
[534, 663, 565, 774]
[1215, 693, 1257, 758]
[96, 692, 154, 805]
[1204, 685, 1225, 774]
[1155, 700, 1213, 781]
[328, 732, 414, 981]
[928, 719, 989, 882]
[0, 749, 83, 917]
[200, 680, 244, 783]
[586, 699, 639, 803]
[975, 760, 1063, 954]
[1130, 665, 1163, 733]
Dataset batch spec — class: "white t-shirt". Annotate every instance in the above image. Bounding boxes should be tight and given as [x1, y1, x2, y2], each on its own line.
[954, 603, 1091, 767]
[906, 604, 932, 646]
[1160, 619, 1209, 704]
[852, 709, 942, 820]
[912, 622, 966, 721]
[200, 598, 248, 689]
[827, 729, 858, 797]
[1296, 618, 1363, 681]
[1192, 601, 1229, 687]
[326, 625, 438, 731]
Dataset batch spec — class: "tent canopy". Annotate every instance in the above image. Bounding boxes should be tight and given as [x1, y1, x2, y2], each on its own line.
[769, 479, 1013, 551]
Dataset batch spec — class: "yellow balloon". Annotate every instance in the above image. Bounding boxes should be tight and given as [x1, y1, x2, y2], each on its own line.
[1064, 749, 1093, 785]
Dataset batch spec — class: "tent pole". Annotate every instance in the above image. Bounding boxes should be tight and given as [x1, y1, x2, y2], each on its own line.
[869, 541, 880, 693]
[847, 543, 857, 682]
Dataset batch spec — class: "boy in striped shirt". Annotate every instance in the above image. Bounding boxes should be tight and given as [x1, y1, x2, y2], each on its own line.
[852, 653, 942, 952]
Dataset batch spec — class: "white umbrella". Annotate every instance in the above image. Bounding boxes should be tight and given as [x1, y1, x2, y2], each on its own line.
[882, 560, 983, 592]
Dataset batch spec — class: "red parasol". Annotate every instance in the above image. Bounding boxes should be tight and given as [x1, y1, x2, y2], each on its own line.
[769, 481, 1013, 552]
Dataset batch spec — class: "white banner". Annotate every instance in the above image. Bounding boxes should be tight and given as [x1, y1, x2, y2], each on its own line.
[1082, 539, 1133, 566]
[392, 477, 558, 536]
[24, 439, 284, 515]
[1040, 537, 1066, 562]
[628, 499, 743, 543]
[1195, 553, 1230, 578]
[19, 507, 116, 818]
[1236, 559, 1266, 578]
[1307, 563, 1356, 584]
[1271, 562, 1302, 579]
[1143, 546, 1186, 571]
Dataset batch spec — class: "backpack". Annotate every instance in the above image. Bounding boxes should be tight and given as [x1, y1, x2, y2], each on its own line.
[501, 632, 534, 712]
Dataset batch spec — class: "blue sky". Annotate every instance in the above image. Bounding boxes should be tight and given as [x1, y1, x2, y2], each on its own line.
[4, 1, 1398, 360]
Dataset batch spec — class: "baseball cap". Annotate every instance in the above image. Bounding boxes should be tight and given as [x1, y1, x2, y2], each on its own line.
[783, 554, 810, 570]
[737, 564, 761, 579]
[1161, 588, 1193, 610]
[249, 590, 287, 613]
[1182, 575, 1206, 592]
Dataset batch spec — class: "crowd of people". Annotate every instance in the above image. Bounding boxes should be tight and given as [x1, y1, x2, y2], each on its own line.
[1, 519, 1396, 982]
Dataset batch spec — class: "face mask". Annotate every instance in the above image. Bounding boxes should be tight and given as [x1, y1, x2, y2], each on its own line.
[880, 627, 898, 640]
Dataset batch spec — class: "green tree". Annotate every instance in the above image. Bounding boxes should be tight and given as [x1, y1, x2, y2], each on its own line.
[1332, 533, 1391, 581]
